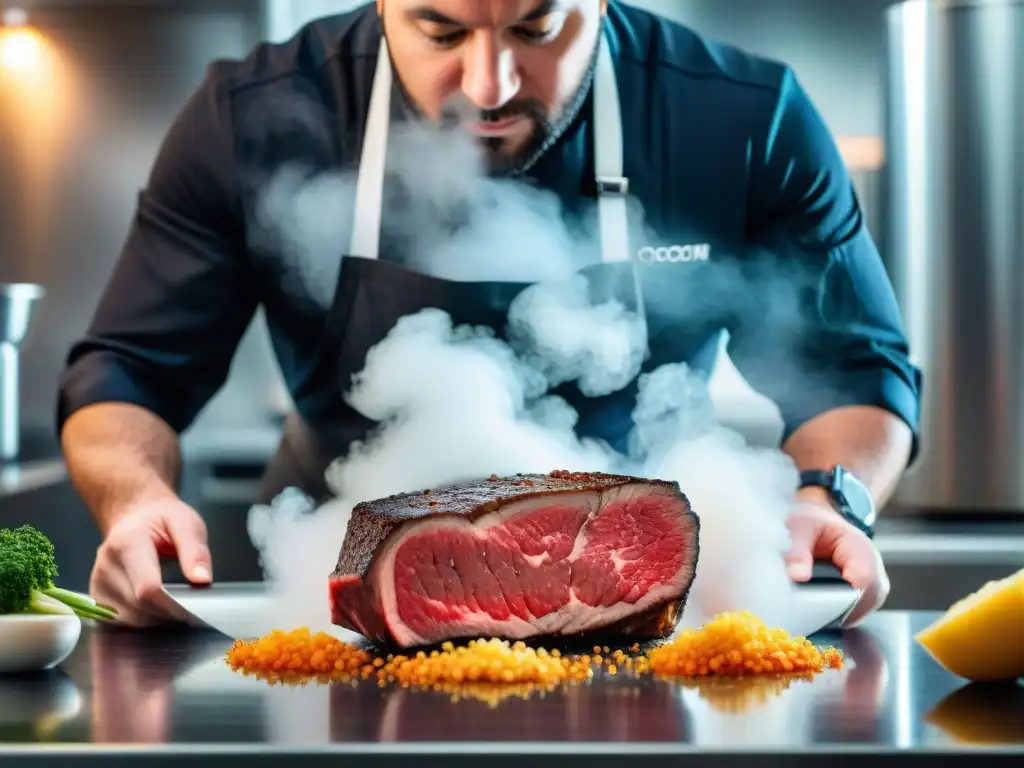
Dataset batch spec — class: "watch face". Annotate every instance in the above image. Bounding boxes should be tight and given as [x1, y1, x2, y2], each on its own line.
[839, 470, 876, 526]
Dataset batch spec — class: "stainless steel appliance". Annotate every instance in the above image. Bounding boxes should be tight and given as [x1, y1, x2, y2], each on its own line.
[886, 0, 1024, 512]
[0, 283, 44, 461]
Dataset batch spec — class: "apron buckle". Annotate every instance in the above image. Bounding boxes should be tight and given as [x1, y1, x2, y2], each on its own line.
[596, 176, 630, 196]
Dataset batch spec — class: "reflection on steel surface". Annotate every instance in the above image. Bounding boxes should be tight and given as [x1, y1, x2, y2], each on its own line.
[0, 668, 82, 742]
[926, 682, 1024, 746]
[9, 612, 1014, 751]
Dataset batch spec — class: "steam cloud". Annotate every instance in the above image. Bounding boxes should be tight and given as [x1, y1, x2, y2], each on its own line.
[245, 117, 810, 641]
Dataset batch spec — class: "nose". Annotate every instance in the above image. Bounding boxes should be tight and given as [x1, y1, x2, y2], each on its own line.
[461, 33, 520, 110]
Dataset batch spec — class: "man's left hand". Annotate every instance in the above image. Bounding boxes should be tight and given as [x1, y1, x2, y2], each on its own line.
[785, 501, 890, 627]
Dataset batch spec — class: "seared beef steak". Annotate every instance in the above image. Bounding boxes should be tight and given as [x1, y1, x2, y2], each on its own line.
[329, 471, 700, 648]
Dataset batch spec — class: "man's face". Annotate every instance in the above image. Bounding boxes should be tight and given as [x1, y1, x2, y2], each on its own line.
[378, 0, 606, 172]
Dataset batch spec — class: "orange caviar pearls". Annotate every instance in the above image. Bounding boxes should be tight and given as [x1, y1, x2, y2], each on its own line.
[226, 628, 376, 679]
[226, 612, 844, 693]
[377, 638, 594, 687]
[645, 611, 844, 678]
[226, 631, 595, 688]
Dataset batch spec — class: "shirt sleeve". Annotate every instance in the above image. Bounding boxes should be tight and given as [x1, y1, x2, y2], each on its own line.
[56, 65, 259, 436]
[725, 68, 923, 462]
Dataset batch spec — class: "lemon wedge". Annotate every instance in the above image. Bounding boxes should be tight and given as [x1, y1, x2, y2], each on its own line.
[914, 568, 1024, 683]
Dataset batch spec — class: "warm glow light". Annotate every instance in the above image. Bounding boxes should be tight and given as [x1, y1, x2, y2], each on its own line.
[0, 28, 41, 71]
[0, 8, 81, 281]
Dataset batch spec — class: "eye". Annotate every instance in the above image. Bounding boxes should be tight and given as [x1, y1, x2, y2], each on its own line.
[513, 25, 558, 44]
[511, 12, 567, 45]
[426, 29, 467, 48]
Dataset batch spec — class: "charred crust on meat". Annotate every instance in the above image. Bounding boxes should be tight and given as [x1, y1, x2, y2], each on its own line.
[331, 471, 687, 582]
[601, 597, 682, 638]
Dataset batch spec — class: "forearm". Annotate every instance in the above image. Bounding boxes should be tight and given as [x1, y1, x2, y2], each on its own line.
[782, 405, 914, 510]
[61, 402, 183, 535]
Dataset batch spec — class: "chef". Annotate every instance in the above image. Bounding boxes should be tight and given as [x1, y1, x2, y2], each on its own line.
[57, 0, 921, 628]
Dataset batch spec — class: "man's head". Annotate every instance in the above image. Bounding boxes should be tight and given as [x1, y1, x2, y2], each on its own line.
[377, 0, 608, 174]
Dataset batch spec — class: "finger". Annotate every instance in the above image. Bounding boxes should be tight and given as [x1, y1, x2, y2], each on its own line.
[104, 534, 194, 625]
[91, 548, 142, 610]
[90, 556, 165, 627]
[784, 517, 819, 582]
[830, 532, 888, 627]
[109, 537, 167, 613]
[163, 508, 212, 585]
[842, 551, 890, 628]
[830, 533, 879, 591]
[842, 580, 882, 628]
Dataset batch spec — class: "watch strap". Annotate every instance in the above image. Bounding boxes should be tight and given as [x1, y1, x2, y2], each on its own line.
[799, 469, 835, 491]
[799, 468, 876, 539]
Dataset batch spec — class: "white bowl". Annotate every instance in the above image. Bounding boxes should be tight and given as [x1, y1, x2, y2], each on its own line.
[0, 614, 82, 674]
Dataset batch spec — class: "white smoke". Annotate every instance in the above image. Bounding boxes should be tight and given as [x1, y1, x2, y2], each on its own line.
[507, 275, 649, 397]
[245, 118, 807, 639]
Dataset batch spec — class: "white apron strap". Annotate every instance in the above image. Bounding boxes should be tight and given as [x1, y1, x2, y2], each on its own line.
[348, 37, 393, 259]
[348, 30, 629, 266]
[593, 32, 630, 264]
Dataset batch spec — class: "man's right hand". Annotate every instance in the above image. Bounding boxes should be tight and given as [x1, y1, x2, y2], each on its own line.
[89, 498, 212, 627]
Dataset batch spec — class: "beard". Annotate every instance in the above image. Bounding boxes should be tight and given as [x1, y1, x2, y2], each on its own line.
[385, 29, 601, 178]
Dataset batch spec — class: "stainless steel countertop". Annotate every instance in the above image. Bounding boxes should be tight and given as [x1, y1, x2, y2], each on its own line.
[0, 611, 1020, 766]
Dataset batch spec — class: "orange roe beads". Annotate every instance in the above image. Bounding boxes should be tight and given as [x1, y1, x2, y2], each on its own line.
[377, 638, 594, 688]
[821, 647, 844, 669]
[226, 631, 595, 691]
[226, 612, 844, 694]
[645, 611, 844, 678]
[226, 628, 376, 680]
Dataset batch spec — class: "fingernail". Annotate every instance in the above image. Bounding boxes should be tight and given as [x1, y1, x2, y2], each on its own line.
[788, 564, 809, 580]
[193, 564, 211, 582]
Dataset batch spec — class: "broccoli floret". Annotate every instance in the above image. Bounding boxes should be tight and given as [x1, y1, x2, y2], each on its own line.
[0, 552, 74, 617]
[0, 525, 59, 589]
[0, 525, 117, 620]
[0, 558, 34, 614]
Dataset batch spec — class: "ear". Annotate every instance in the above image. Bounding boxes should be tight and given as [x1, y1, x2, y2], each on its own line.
[376, 0, 384, 14]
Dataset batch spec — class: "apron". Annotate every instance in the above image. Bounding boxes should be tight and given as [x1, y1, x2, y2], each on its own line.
[258, 30, 701, 505]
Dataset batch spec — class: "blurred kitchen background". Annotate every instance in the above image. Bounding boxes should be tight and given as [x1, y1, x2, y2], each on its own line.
[1, 1, 1021, 601]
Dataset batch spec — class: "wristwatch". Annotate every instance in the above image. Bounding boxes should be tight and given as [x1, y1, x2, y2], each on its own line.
[799, 465, 877, 539]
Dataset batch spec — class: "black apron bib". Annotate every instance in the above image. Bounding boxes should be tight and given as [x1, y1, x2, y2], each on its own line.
[258, 32, 706, 504]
